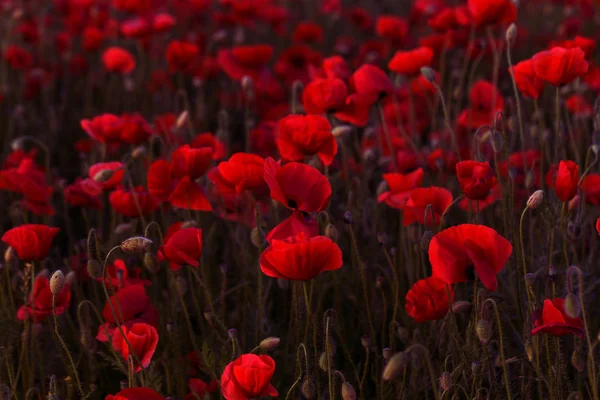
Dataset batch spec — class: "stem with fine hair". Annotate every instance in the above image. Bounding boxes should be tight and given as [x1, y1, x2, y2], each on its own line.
[53, 293, 84, 397]
[404, 344, 440, 400]
[377, 100, 399, 172]
[483, 299, 512, 400]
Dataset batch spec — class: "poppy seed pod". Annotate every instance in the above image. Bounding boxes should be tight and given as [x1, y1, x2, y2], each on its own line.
[331, 125, 352, 138]
[565, 293, 581, 318]
[420, 67, 436, 83]
[86, 259, 102, 279]
[526, 190, 544, 209]
[383, 347, 391, 360]
[325, 224, 338, 242]
[341, 382, 357, 400]
[120, 236, 153, 253]
[143, 252, 160, 274]
[439, 372, 452, 391]
[250, 227, 265, 248]
[476, 319, 492, 344]
[505, 23, 517, 45]
[175, 110, 189, 131]
[301, 378, 315, 399]
[93, 168, 115, 183]
[49, 270, 65, 295]
[382, 352, 407, 381]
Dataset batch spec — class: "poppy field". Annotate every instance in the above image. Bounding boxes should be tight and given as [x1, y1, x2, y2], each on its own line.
[1, 0, 600, 398]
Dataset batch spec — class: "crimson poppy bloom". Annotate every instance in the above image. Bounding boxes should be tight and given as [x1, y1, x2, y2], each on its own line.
[565, 95, 593, 117]
[403, 187, 453, 226]
[100, 259, 151, 290]
[377, 168, 424, 209]
[112, 322, 159, 372]
[4, 45, 32, 71]
[264, 158, 331, 212]
[405, 277, 453, 323]
[458, 185, 502, 211]
[170, 145, 213, 179]
[81, 114, 124, 144]
[388, 47, 434, 76]
[152, 13, 176, 32]
[293, 22, 323, 44]
[276, 115, 337, 166]
[375, 15, 408, 45]
[185, 379, 218, 400]
[157, 227, 203, 270]
[120, 113, 155, 144]
[532, 298, 583, 337]
[551, 160, 579, 202]
[190, 133, 226, 160]
[456, 161, 497, 201]
[334, 93, 372, 127]
[217, 44, 274, 81]
[302, 78, 348, 115]
[2, 224, 59, 261]
[467, 0, 516, 27]
[352, 64, 394, 104]
[322, 56, 352, 80]
[106, 388, 166, 400]
[109, 186, 159, 218]
[17, 275, 71, 322]
[260, 232, 342, 281]
[82, 26, 104, 53]
[457, 80, 504, 129]
[88, 162, 125, 189]
[208, 153, 268, 196]
[265, 210, 319, 243]
[549, 36, 595, 60]
[102, 47, 136, 74]
[429, 224, 512, 291]
[97, 284, 159, 342]
[121, 18, 151, 39]
[509, 59, 545, 99]
[532, 47, 588, 86]
[221, 354, 278, 400]
[580, 174, 600, 206]
[0, 159, 52, 204]
[166, 41, 199, 73]
[64, 178, 103, 209]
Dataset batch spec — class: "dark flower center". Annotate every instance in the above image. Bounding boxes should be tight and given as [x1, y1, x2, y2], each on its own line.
[288, 199, 298, 209]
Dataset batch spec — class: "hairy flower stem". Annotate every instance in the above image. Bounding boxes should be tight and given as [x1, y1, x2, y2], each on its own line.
[53, 294, 85, 397]
[376, 100, 399, 172]
[554, 87, 561, 162]
[483, 299, 512, 400]
[405, 344, 439, 400]
[325, 317, 333, 400]
[560, 203, 569, 268]
[432, 81, 461, 162]
[302, 282, 318, 374]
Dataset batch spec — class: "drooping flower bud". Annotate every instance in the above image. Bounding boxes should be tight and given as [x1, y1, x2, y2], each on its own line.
[439, 372, 452, 391]
[565, 293, 581, 318]
[50, 270, 65, 295]
[526, 190, 544, 209]
[420, 67, 436, 83]
[93, 169, 115, 183]
[505, 23, 517, 45]
[259, 337, 281, 352]
[341, 382, 357, 400]
[476, 319, 492, 344]
[382, 352, 407, 381]
[120, 236, 153, 253]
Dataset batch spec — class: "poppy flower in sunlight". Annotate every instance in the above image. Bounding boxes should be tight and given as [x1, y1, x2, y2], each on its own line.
[265, 210, 319, 243]
[221, 354, 278, 400]
[429, 224, 512, 291]
[276, 114, 337, 166]
[467, 0, 516, 27]
[302, 78, 348, 115]
[102, 47, 136, 74]
[81, 114, 124, 144]
[405, 277, 453, 323]
[456, 161, 497, 201]
[17, 275, 71, 322]
[109, 186, 159, 218]
[106, 388, 166, 400]
[112, 322, 159, 372]
[532, 47, 588, 86]
[170, 145, 213, 179]
[457, 80, 503, 130]
[97, 284, 159, 342]
[190, 133, 226, 160]
[208, 153, 268, 196]
[64, 178, 102, 209]
[388, 47, 434, 76]
[377, 168, 424, 209]
[185, 379, 218, 400]
[532, 298, 583, 337]
[264, 158, 331, 212]
[403, 187, 453, 226]
[352, 64, 394, 104]
[166, 41, 200, 73]
[157, 227, 203, 270]
[549, 160, 579, 202]
[509, 59, 545, 99]
[375, 15, 408, 45]
[88, 162, 125, 189]
[260, 232, 342, 280]
[2, 224, 59, 261]
[580, 174, 600, 206]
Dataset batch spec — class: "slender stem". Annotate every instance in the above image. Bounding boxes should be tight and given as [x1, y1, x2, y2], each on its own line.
[377, 101, 399, 172]
[53, 294, 84, 397]
[483, 299, 512, 400]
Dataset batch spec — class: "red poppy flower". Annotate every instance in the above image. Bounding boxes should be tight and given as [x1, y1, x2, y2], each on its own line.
[322, 56, 352, 80]
[429, 224, 512, 291]
[121, 18, 151, 39]
[109, 186, 159, 218]
[221, 354, 278, 400]
[166, 41, 199, 73]
[551, 160, 579, 202]
[97, 284, 159, 342]
[549, 36, 595, 60]
[64, 178, 102, 209]
[375, 15, 408, 45]
[377, 168, 424, 209]
[120, 113, 155, 144]
[276, 115, 337, 166]
[532, 298, 583, 337]
[275, 44, 322, 86]
[428, 7, 460, 31]
[333, 93, 372, 127]
[405, 277, 453, 323]
[185, 379, 218, 400]
[565, 95, 593, 117]
[152, 13, 176, 32]
[456, 161, 497, 200]
[580, 174, 600, 205]
[81, 114, 124, 144]
[0, 158, 52, 203]
[532, 47, 589, 86]
[467, 0, 516, 27]
[190, 133, 226, 160]
[264, 158, 331, 212]
[302, 78, 348, 115]
[388, 47, 434, 76]
[2, 224, 59, 262]
[457, 80, 504, 129]
[265, 210, 319, 243]
[293, 22, 323, 44]
[100, 259, 151, 290]
[596, 217, 600, 235]
[403, 187, 453, 226]
[112, 322, 158, 372]
[458, 184, 502, 211]
[157, 227, 203, 271]
[208, 153, 268, 196]
[82, 26, 104, 53]
[217, 44, 274, 81]
[102, 47, 136, 74]
[88, 162, 125, 189]
[4, 45, 32, 71]
[17, 275, 71, 322]
[170, 145, 213, 179]
[106, 387, 166, 400]
[352, 64, 394, 104]
[509, 59, 545, 99]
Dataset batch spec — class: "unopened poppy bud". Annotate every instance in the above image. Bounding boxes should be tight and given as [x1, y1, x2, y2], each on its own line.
[181, 220, 197, 229]
[131, 146, 147, 159]
[259, 337, 281, 351]
[360, 335, 371, 348]
[451, 300, 471, 314]
[383, 347, 391, 360]
[250, 227, 265, 248]
[325, 224, 338, 242]
[565, 293, 581, 318]
[332, 125, 352, 137]
[86, 259, 102, 279]
[526, 190, 544, 209]
[228, 329, 237, 340]
[343, 211, 353, 224]
[120, 236, 153, 253]
[491, 130, 504, 153]
[476, 320, 492, 344]
[382, 352, 407, 381]
[93, 168, 115, 183]
[341, 382, 357, 400]
[420, 67, 436, 83]
[571, 348, 584, 372]
[376, 232, 388, 246]
[421, 231, 434, 251]
[143, 252, 160, 274]
[505, 23, 517, 45]
[4, 247, 14, 264]
[50, 271, 65, 295]
[471, 360, 482, 375]
[301, 378, 315, 399]
[525, 340, 534, 362]
[439, 372, 452, 391]
[524, 273, 536, 287]
[175, 110, 189, 131]
[87, 228, 98, 259]
[114, 223, 133, 236]
[65, 271, 76, 286]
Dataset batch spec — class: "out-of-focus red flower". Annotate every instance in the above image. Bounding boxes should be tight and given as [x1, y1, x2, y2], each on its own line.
[375, 15, 408, 45]
[549, 36, 595, 60]
[428, 7, 461, 31]
[112, 0, 150, 14]
[293, 22, 323, 44]
[347, 7, 373, 32]
[467, 0, 516, 27]
[152, 13, 176, 32]
[498, 150, 542, 186]
[120, 113, 155, 144]
[166, 40, 199, 73]
[322, 56, 352, 80]
[405, 277, 452, 323]
[2, 224, 59, 261]
[302, 78, 348, 115]
[429, 224, 512, 291]
[565, 95, 593, 117]
[510, 59, 545, 99]
[4, 45, 33, 71]
[100, 259, 151, 290]
[102, 47, 136, 74]
[276, 114, 337, 166]
[109, 186, 159, 218]
[106, 388, 165, 400]
[17, 275, 71, 322]
[121, 17, 151, 39]
[217, 44, 274, 81]
[580, 173, 600, 205]
[112, 322, 158, 372]
[221, 354, 278, 400]
[208, 153, 268, 197]
[265, 210, 319, 243]
[377, 168, 424, 209]
[532, 298, 583, 337]
[190, 133, 226, 160]
[264, 158, 331, 212]
[275, 44, 322, 86]
[458, 184, 502, 211]
[403, 187, 453, 226]
[596, 217, 600, 235]
[352, 64, 394, 105]
[185, 379, 218, 400]
[532, 47, 588, 86]
[456, 161, 497, 200]
[82, 26, 104, 52]
[81, 114, 124, 144]
[388, 47, 434, 76]
[88, 162, 125, 189]
[170, 145, 213, 179]
[457, 80, 504, 129]
[158, 227, 203, 270]
[64, 178, 102, 209]
[0, 158, 52, 204]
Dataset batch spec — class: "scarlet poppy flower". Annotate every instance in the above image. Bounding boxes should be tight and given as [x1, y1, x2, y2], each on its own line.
[157, 227, 203, 270]
[0, 159, 52, 203]
[265, 210, 319, 243]
[275, 44, 322, 86]
[405, 277, 453, 323]
[64, 178, 103, 209]
[221, 354, 278, 400]
[106, 387, 166, 400]
[208, 153, 268, 196]
[458, 184, 502, 211]
[322, 56, 352, 80]
[264, 158, 331, 212]
[4, 45, 32, 71]
[276, 115, 337, 166]
[88, 162, 125, 189]
[532, 298, 583, 337]
[352, 64, 394, 104]
[498, 150, 542, 186]
[102, 47, 136, 74]
[428, 7, 460, 31]
[166, 41, 199, 73]
[388, 47, 434, 76]
[532, 47, 588, 86]
[565, 95, 593, 117]
[596, 217, 600, 235]
[2, 224, 59, 262]
[456, 161, 497, 200]
[293, 22, 323, 44]
[81, 114, 124, 144]
[100, 259, 152, 290]
[109, 186, 159, 218]
[121, 18, 151, 39]
[457, 80, 504, 129]
[17, 275, 71, 322]
[120, 113, 155, 144]
[551, 160, 579, 202]
[429, 224, 512, 291]
[190, 133, 226, 160]
[467, 0, 516, 27]
[217, 44, 274, 81]
[580, 174, 600, 206]
[170, 145, 213, 179]
[378, 168, 424, 209]
[112, 322, 158, 372]
[302, 78, 348, 115]
[97, 284, 159, 342]
[509, 59, 545, 99]
[152, 13, 176, 32]
[82, 26, 104, 53]
[375, 15, 408, 45]
[334, 94, 372, 127]
[403, 187, 453, 226]
[549, 36, 595, 60]
[185, 379, 218, 400]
